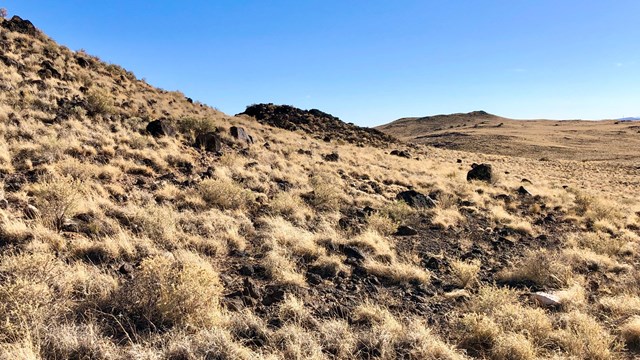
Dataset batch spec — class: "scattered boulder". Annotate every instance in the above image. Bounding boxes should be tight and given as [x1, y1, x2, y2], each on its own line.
[323, 152, 340, 162]
[1, 16, 38, 36]
[395, 225, 418, 236]
[146, 119, 176, 137]
[466, 163, 493, 183]
[230, 126, 254, 144]
[390, 150, 411, 158]
[194, 132, 222, 153]
[396, 190, 436, 208]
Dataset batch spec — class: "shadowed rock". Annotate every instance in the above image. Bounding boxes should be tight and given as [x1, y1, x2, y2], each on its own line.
[194, 132, 222, 153]
[467, 163, 493, 183]
[396, 190, 436, 208]
[146, 119, 176, 137]
[230, 126, 253, 144]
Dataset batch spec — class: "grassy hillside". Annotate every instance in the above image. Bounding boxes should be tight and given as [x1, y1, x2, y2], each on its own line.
[2, 15, 640, 359]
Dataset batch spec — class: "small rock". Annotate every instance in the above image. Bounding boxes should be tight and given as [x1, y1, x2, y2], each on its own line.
[517, 186, 532, 196]
[390, 150, 411, 158]
[395, 225, 418, 236]
[521, 178, 532, 184]
[342, 245, 366, 261]
[0, 199, 8, 209]
[531, 292, 561, 308]
[396, 190, 436, 208]
[444, 289, 470, 301]
[239, 265, 255, 276]
[118, 263, 135, 276]
[323, 152, 339, 162]
[457, 159, 463, 163]
[467, 163, 493, 183]
[262, 288, 286, 306]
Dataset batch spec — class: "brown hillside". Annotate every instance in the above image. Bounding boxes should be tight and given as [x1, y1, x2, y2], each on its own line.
[1, 14, 640, 359]
[377, 111, 640, 163]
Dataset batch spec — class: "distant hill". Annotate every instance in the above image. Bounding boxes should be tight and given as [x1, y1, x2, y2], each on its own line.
[618, 117, 640, 121]
[377, 111, 640, 162]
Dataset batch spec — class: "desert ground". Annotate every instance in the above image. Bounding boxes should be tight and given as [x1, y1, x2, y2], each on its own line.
[1, 15, 640, 360]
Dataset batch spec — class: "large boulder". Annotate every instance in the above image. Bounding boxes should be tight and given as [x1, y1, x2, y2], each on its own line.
[396, 190, 436, 208]
[146, 119, 176, 137]
[466, 163, 493, 183]
[1, 16, 38, 36]
[230, 126, 253, 144]
[194, 132, 222, 153]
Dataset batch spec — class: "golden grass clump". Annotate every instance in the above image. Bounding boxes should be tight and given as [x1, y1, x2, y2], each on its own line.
[114, 251, 223, 330]
[450, 259, 481, 288]
[197, 178, 254, 210]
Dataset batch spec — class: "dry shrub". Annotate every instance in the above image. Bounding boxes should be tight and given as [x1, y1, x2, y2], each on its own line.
[497, 249, 573, 288]
[39, 323, 117, 360]
[552, 311, 616, 360]
[86, 87, 113, 116]
[456, 313, 500, 355]
[29, 175, 84, 231]
[491, 333, 536, 360]
[450, 259, 481, 288]
[113, 251, 222, 330]
[318, 320, 356, 358]
[262, 250, 306, 286]
[178, 117, 217, 140]
[431, 207, 464, 228]
[306, 174, 343, 211]
[573, 190, 622, 224]
[395, 319, 466, 360]
[363, 259, 430, 285]
[268, 192, 312, 225]
[271, 324, 324, 359]
[366, 212, 397, 235]
[198, 178, 254, 210]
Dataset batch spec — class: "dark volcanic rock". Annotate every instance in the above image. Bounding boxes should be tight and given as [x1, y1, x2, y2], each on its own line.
[38, 60, 61, 79]
[238, 103, 397, 148]
[323, 152, 340, 162]
[230, 126, 253, 144]
[395, 225, 418, 236]
[1, 16, 38, 36]
[466, 163, 493, 183]
[390, 150, 411, 158]
[194, 132, 222, 152]
[396, 190, 436, 208]
[146, 119, 176, 137]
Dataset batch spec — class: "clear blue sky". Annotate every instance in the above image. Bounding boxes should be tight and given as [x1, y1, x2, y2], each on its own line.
[2, 1, 639, 125]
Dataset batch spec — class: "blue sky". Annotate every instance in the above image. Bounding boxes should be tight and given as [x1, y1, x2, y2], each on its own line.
[2, 1, 639, 126]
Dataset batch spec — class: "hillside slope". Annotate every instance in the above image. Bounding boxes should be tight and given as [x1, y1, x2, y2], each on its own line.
[377, 111, 640, 163]
[1, 15, 640, 359]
